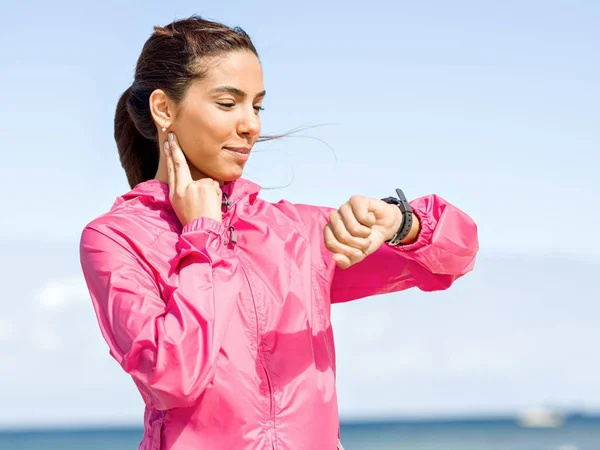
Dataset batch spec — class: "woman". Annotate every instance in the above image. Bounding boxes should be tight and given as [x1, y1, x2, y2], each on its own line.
[80, 15, 479, 450]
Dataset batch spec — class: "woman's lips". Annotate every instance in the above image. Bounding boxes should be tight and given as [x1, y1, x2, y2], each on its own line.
[224, 146, 251, 161]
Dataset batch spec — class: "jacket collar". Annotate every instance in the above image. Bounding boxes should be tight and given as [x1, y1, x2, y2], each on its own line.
[113, 177, 262, 210]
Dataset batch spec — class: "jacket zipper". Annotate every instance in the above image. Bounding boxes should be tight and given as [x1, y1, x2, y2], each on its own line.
[222, 191, 275, 446]
[222, 193, 236, 247]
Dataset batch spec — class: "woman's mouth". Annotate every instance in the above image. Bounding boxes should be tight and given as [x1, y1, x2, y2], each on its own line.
[224, 146, 251, 161]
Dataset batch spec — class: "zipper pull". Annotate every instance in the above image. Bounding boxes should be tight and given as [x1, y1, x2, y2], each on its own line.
[221, 192, 232, 212]
[229, 225, 237, 245]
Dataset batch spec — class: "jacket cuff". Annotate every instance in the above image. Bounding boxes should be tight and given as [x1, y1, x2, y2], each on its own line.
[177, 218, 227, 260]
[393, 204, 436, 252]
[182, 217, 226, 236]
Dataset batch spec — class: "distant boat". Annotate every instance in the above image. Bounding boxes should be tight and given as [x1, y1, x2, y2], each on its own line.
[517, 407, 565, 428]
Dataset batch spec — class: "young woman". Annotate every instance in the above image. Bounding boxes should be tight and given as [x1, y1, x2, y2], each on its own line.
[80, 15, 479, 450]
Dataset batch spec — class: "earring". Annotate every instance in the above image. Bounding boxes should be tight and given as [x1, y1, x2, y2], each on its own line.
[162, 125, 167, 132]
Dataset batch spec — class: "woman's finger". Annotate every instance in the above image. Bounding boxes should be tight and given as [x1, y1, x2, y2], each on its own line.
[325, 224, 352, 269]
[338, 202, 372, 239]
[332, 253, 351, 269]
[195, 178, 222, 198]
[164, 141, 175, 191]
[349, 195, 377, 227]
[168, 133, 193, 193]
[328, 209, 371, 251]
[324, 224, 365, 268]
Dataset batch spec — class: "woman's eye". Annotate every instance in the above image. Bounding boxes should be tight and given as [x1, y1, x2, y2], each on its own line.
[217, 102, 263, 113]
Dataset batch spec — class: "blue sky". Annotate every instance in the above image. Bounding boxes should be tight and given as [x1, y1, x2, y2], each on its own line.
[0, 0, 599, 427]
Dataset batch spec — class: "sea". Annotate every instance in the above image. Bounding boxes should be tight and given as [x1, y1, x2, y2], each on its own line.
[1, 416, 599, 450]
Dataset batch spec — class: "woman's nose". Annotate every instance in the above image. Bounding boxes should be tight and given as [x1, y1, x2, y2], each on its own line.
[238, 109, 260, 137]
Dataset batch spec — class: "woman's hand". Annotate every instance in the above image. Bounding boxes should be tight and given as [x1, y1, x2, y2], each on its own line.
[324, 195, 403, 269]
[164, 133, 222, 226]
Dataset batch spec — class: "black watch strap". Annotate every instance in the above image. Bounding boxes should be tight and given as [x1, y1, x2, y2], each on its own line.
[381, 188, 413, 246]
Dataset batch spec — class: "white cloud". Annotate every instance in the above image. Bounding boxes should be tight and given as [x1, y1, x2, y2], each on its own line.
[36, 276, 88, 312]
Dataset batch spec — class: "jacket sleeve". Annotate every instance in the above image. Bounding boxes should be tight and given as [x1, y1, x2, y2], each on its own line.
[296, 194, 479, 304]
[79, 218, 240, 410]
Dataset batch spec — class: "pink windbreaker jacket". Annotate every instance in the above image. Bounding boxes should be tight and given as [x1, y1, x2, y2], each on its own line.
[79, 178, 479, 450]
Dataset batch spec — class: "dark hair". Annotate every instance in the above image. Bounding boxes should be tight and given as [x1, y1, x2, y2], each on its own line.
[114, 16, 259, 188]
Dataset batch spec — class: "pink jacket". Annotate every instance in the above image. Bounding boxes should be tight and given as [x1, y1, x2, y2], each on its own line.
[79, 178, 478, 450]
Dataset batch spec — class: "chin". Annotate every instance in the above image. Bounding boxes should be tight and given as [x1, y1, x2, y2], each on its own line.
[215, 166, 245, 183]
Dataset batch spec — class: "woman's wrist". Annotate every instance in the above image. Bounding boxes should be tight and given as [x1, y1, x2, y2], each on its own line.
[399, 211, 420, 245]
[385, 203, 420, 245]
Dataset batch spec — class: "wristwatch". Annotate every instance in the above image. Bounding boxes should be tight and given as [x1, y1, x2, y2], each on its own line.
[381, 188, 413, 246]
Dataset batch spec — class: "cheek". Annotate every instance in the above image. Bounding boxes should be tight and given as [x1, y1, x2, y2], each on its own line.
[187, 109, 234, 144]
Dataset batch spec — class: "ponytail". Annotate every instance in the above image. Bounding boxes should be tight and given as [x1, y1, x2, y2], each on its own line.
[114, 87, 159, 189]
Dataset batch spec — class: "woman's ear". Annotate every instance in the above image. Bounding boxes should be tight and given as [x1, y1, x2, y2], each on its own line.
[149, 89, 175, 131]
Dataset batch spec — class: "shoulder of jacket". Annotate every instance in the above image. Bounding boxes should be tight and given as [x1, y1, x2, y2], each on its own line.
[81, 205, 173, 252]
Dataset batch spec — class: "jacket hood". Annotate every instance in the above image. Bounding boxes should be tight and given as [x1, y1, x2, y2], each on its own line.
[112, 178, 262, 210]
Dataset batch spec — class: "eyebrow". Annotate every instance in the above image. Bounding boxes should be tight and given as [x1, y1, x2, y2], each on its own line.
[209, 86, 266, 99]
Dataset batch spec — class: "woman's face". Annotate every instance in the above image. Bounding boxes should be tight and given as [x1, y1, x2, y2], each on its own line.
[167, 50, 265, 182]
